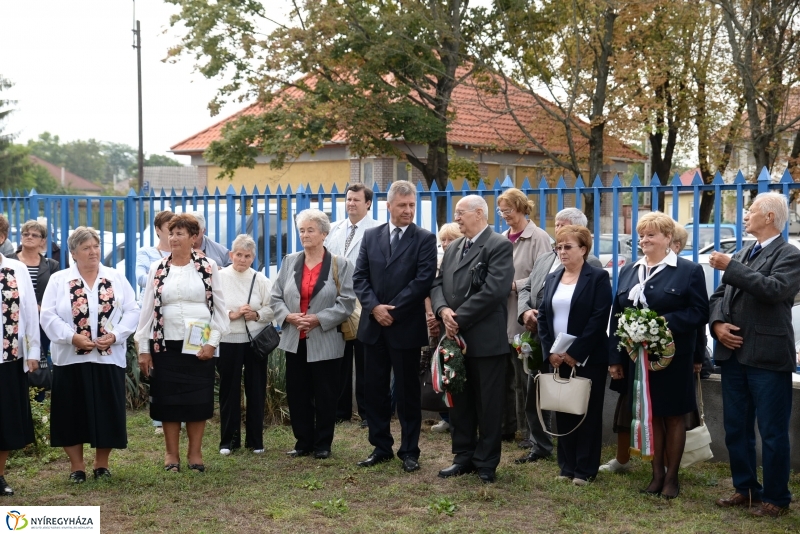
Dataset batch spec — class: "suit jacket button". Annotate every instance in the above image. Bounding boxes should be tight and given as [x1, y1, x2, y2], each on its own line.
[649, 285, 653, 289]
[451, 294, 455, 298]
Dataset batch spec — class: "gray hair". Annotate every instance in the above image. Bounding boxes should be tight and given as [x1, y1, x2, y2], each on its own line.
[460, 195, 489, 220]
[67, 226, 100, 252]
[754, 192, 788, 231]
[231, 234, 256, 253]
[556, 207, 588, 227]
[188, 211, 206, 231]
[295, 208, 331, 235]
[387, 180, 416, 203]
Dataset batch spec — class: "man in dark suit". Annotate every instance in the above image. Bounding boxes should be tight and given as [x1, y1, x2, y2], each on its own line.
[430, 195, 514, 483]
[352, 180, 438, 473]
[709, 192, 800, 518]
[515, 208, 602, 465]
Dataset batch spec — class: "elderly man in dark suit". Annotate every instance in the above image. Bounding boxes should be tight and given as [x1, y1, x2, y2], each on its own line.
[709, 192, 800, 518]
[515, 208, 603, 465]
[431, 195, 514, 483]
[352, 180, 438, 473]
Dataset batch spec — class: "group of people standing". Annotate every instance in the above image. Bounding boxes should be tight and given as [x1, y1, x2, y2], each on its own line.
[0, 186, 796, 519]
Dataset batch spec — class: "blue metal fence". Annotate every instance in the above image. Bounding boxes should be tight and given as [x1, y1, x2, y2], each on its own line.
[1, 167, 799, 295]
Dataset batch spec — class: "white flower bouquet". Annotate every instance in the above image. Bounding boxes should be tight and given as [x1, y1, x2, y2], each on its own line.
[615, 307, 675, 371]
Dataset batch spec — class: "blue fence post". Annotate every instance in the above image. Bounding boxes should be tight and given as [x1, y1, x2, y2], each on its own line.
[757, 167, 771, 194]
[124, 189, 138, 288]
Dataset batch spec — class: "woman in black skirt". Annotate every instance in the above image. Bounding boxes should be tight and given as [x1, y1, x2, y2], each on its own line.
[135, 214, 229, 473]
[41, 227, 141, 483]
[0, 253, 41, 496]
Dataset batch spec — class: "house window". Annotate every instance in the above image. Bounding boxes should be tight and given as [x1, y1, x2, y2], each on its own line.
[499, 166, 515, 183]
[397, 161, 411, 182]
[362, 161, 374, 188]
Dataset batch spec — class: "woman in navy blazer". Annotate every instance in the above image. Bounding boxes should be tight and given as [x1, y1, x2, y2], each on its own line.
[538, 226, 612, 485]
[609, 212, 709, 499]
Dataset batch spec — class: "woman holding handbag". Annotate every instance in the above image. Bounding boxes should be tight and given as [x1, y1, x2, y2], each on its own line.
[537, 225, 612, 486]
[609, 212, 708, 499]
[217, 235, 275, 456]
[270, 209, 355, 460]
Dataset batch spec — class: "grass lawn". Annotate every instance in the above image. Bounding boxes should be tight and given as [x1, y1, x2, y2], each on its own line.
[5, 410, 800, 533]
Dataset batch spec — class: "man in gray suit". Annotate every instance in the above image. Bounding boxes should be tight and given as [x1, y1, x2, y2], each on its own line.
[709, 192, 800, 517]
[189, 211, 232, 268]
[516, 207, 602, 464]
[431, 195, 514, 483]
[324, 183, 379, 425]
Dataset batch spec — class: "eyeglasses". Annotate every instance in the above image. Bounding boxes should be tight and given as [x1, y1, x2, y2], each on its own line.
[453, 208, 477, 219]
[555, 244, 579, 252]
[496, 208, 514, 216]
[22, 232, 42, 239]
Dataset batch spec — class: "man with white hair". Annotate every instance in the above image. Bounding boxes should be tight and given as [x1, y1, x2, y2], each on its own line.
[189, 211, 232, 268]
[431, 194, 514, 483]
[709, 192, 800, 517]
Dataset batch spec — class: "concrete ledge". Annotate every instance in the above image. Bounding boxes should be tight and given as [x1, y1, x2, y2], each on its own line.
[601, 374, 800, 470]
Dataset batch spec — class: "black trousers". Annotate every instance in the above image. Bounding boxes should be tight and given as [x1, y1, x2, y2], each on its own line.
[217, 342, 268, 450]
[285, 340, 342, 453]
[335, 339, 366, 421]
[450, 354, 507, 470]
[363, 332, 422, 460]
[555, 363, 606, 481]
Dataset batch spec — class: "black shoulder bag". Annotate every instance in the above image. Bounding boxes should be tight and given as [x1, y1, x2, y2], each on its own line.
[244, 273, 280, 360]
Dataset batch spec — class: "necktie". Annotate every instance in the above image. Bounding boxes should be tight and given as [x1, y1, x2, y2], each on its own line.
[344, 223, 357, 253]
[749, 242, 762, 260]
[461, 239, 472, 260]
[390, 227, 401, 256]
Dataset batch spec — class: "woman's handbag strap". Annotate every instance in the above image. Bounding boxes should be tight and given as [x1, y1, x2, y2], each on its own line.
[535, 370, 589, 438]
[244, 272, 257, 342]
[695, 373, 705, 425]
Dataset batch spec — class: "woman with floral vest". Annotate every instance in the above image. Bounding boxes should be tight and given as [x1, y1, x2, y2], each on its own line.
[41, 227, 140, 483]
[135, 214, 229, 473]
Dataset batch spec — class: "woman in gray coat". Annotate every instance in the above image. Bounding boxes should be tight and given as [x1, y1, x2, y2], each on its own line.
[270, 209, 356, 459]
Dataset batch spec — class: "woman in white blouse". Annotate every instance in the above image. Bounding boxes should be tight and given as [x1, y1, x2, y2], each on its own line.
[135, 214, 229, 473]
[41, 227, 140, 483]
[0, 253, 40, 497]
[217, 235, 274, 456]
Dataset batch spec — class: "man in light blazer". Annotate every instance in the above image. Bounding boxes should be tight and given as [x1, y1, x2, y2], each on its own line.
[709, 192, 800, 517]
[516, 208, 602, 464]
[431, 195, 514, 483]
[324, 183, 379, 426]
[352, 180, 438, 473]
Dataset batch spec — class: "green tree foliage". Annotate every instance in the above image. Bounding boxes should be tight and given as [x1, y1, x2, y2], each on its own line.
[166, 0, 486, 224]
[144, 154, 183, 167]
[27, 133, 107, 184]
[0, 76, 31, 191]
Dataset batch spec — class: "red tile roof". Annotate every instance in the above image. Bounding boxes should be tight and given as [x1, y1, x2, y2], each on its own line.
[171, 69, 645, 163]
[29, 155, 103, 192]
[678, 167, 701, 186]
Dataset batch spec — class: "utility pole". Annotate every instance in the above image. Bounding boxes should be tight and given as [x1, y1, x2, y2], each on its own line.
[133, 8, 143, 192]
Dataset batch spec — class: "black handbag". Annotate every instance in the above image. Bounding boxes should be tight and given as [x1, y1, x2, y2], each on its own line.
[245, 273, 280, 360]
[27, 354, 52, 390]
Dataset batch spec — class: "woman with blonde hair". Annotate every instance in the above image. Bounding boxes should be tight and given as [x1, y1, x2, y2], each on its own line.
[609, 212, 708, 499]
[496, 188, 551, 443]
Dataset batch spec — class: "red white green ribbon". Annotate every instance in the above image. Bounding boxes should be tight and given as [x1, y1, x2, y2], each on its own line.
[630, 346, 655, 460]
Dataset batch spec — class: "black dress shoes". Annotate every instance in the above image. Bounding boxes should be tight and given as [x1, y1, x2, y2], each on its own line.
[514, 451, 548, 464]
[438, 463, 477, 478]
[93, 467, 112, 480]
[402, 457, 420, 473]
[357, 453, 393, 467]
[286, 449, 311, 458]
[314, 450, 331, 460]
[359, 419, 369, 429]
[69, 470, 86, 484]
[0, 475, 13, 496]
[478, 468, 496, 484]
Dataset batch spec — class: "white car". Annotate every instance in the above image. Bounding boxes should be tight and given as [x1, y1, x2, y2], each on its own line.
[695, 237, 800, 297]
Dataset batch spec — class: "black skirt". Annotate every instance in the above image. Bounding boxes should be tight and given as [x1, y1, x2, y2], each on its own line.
[149, 341, 215, 422]
[50, 362, 127, 449]
[0, 358, 35, 451]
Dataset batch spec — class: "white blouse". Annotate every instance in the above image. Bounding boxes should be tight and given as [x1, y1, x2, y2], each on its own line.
[552, 282, 576, 338]
[134, 258, 229, 355]
[41, 264, 140, 368]
[0, 255, 40, 371]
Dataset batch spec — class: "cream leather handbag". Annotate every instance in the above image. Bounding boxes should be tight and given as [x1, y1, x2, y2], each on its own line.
[535, 368, 592, 437]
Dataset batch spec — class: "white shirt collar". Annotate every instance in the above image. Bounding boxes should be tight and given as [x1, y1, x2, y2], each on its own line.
[633, 250, 678, 269]
[758, 235, 780, 248]
[388, 221, 409, 236]
[466, 224, 489, 245]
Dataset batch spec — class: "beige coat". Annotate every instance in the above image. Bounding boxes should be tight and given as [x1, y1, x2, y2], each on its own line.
[503, 221, 552, 342]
